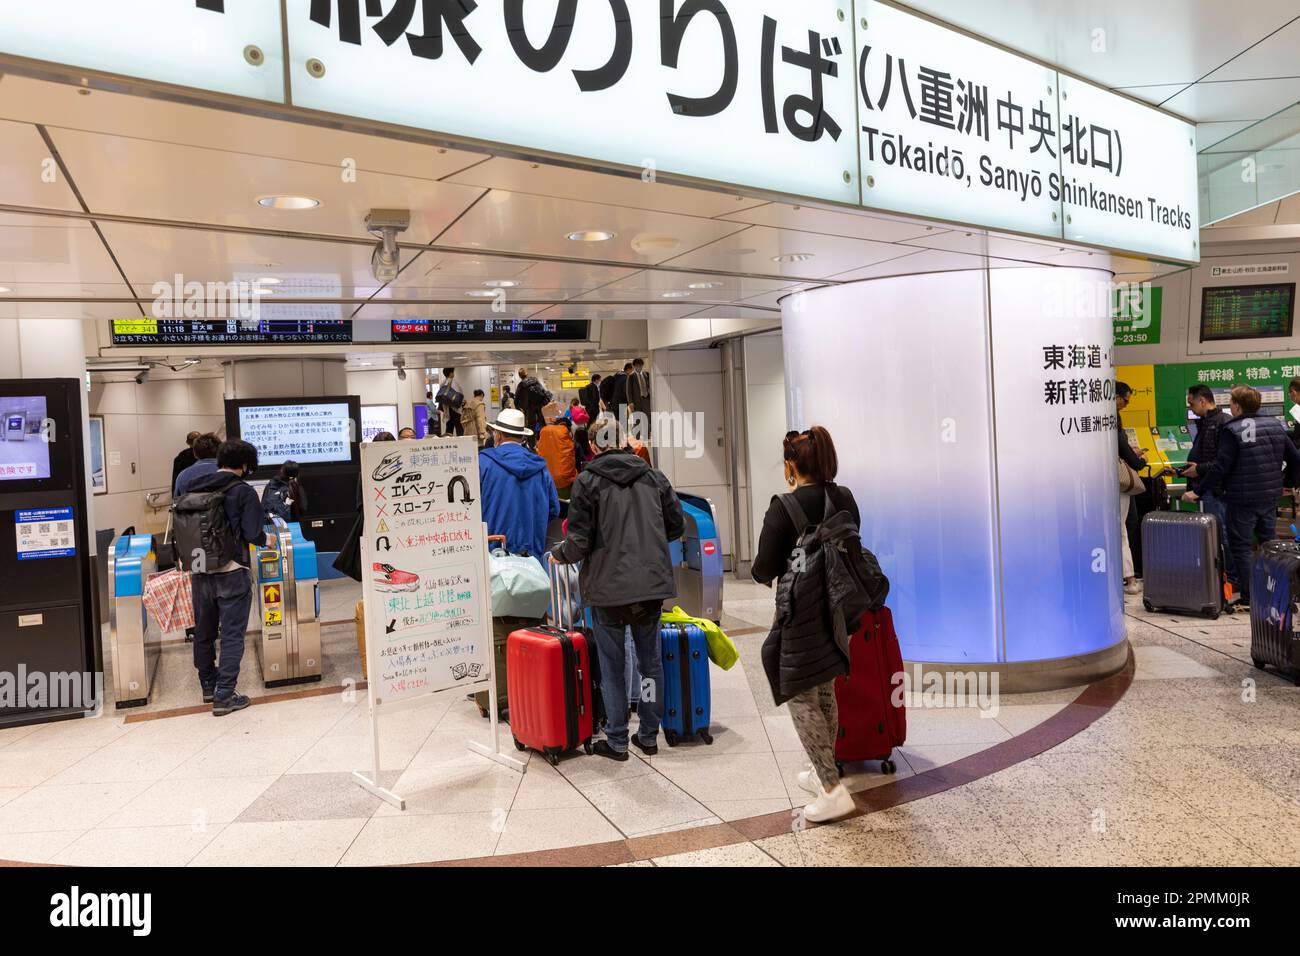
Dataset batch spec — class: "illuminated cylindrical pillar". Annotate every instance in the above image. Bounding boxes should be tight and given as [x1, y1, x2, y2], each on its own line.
[782, 267, 1127, 685]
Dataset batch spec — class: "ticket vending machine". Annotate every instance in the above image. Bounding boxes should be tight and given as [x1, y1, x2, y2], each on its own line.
[107, 533, 158, 708]
[253, 517, 322, 687]
[665, 494, 725, 624]
[0, 379, 99, 727]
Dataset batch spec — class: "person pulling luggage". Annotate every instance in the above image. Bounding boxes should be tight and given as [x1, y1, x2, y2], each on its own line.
[549, 413, 684, 761]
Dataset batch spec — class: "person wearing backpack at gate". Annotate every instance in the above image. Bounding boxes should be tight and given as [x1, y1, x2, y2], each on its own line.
[752, 427, 861, 823]
[172, 439, 271, 716]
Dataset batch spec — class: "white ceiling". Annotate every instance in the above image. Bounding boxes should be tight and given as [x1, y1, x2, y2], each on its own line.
[0, 57, 1195, 345]
[898, 0, 1300, 149]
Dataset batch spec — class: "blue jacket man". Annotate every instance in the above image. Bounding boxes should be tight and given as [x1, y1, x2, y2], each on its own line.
[1186, 385, 1300, 603]
[478, 409, 560, 561]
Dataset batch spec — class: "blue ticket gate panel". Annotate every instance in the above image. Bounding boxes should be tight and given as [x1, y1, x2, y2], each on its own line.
[665, 494, 724, 623]
[107, 533, 158, 708]
[253, 517, 322, 687]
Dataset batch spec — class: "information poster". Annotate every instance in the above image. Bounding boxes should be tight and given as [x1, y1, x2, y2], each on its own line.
[359, 438, 490, 706]
[15, 507, 76, 560]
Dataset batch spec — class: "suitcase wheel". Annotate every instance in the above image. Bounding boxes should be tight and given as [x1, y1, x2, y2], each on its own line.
[544, 749, 559, 766]
[665, 730, 679, 747]
[1252, 658, 1266, 671]
[699, 730, 713, 745]
[583, 740, 593, 755]
[512, 736, 526, 752]
[881, 759, 897, 775]
[1142, 599, 1154, 612]
[1205, 605, 1221, 620]
[835, 760, 845, 777]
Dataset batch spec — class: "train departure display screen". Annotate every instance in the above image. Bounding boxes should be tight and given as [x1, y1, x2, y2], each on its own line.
[1199, 284, 1296, 342]
[390, 319, 590, 342]
[111, 320, 353, 345]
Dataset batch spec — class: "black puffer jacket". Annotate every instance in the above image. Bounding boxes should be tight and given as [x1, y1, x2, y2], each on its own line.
[758, 485, 859, 704]
[551, 449, 685, 608]
[1187, 408, 1230, 495]
[1200, 413, 1300, 505]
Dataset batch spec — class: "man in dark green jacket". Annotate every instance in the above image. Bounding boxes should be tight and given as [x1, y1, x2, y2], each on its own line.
[550, 414, 684, 761]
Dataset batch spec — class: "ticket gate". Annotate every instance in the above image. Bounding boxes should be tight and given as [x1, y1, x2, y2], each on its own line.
[107, 533, 159, 708]
[252, 517, 322, 687]
[666, 494, 724, 623]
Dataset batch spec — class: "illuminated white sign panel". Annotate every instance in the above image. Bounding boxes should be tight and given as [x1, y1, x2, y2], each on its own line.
[283, 0, 859, 205]
[1057, 74, 1199, 263]
[857, 1, 1060, 239]
[0, 0, 284, 102]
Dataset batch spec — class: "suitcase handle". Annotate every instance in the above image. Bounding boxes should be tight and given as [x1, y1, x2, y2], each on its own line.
[548, 554, 582, 631]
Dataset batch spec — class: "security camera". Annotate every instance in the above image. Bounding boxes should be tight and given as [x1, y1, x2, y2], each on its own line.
[366, 209, 411, 283]
[134, 369, 150, 385]
[568, 363, 577, 374]
[395, 358, 407, 382]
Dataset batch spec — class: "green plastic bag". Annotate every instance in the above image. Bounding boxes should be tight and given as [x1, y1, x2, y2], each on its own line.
[661, 605, 739, 671]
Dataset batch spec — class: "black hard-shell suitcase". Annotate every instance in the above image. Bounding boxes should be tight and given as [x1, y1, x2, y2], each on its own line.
[1140, 510, 1224, 618]
[1250, 540, 1300, 683]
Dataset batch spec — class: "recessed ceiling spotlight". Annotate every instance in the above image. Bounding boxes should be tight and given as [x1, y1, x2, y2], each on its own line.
[688, 281, 723, 290]
[483, 280, 519, 288]
[567, 230, 616, 242]
[773, 253, 815, 263]
[256, 195, 320, 210]
[660, 291, 693, 299]
[0, 287, 11, 294]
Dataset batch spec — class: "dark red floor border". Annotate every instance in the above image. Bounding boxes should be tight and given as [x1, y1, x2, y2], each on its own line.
[415, 645, 1136, 867]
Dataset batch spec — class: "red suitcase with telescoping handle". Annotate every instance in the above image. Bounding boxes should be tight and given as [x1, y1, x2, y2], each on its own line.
[833, 606, 907, 776]
[506, 559, 595, 765]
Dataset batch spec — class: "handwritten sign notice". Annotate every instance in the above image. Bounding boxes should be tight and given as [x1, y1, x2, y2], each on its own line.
[359, 437, 490, 706]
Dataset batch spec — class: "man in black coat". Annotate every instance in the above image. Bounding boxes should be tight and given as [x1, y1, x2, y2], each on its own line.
[514, 367, 552, 434]
[1185, 385, 1300, 606]
[550, 414, 684, 762]
[579, 375, 602, 423]
[171, 431, 201, 494]
[1184, 384, 1234, 582]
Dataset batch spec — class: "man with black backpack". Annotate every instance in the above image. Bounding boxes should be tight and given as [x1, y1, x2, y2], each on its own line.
[436, 367, 466, 437]
[172, 439, 271, 715]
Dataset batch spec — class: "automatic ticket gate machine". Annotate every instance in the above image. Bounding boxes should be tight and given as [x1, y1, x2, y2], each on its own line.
[252, 517, 322, 687]
[107, 533, 159, 708]
[666, 494, 724, 623]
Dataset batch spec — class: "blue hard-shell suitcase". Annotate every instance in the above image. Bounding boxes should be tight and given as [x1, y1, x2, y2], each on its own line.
[660, 622, 713, 746]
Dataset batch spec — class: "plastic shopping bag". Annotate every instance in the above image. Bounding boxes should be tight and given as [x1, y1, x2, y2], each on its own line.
[143, 568, 195, 633]
[660, 605, 739, 671]
[489, 549, 552, 618]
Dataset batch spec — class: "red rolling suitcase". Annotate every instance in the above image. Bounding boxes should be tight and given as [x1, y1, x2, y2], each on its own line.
[506, 560, 595, 765]
[833, 606, 907, 776]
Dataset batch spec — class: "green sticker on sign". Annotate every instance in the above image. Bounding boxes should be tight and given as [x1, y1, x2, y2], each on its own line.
[1114, 285, 1162, 346]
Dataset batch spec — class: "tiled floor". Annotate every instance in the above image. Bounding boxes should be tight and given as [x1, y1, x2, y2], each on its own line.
[5, 580, 1291, 867]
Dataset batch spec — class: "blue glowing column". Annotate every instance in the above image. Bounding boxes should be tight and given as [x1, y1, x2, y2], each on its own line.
[782, 267, 1125, 665]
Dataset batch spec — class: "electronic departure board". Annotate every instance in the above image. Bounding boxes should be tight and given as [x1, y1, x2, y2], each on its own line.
[390, 319, 590, 342]
[111, 320, 353, 345]
[1199, 284, 1296, 342]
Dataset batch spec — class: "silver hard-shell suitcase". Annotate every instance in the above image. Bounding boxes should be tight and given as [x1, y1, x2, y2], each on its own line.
[1140, 510, 1224, 618]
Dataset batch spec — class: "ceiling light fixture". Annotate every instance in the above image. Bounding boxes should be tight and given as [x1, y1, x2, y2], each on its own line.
[0, 287, 11, 294]
[567, 230, 616, 242]
[660, 291, 693, 299]
[465, 290, 499, 298]
[256, 195, 320, 210]
[773, 253, 815, 263]
[483, 280, 519, 288]
[688, 281, 723, 290]
[257, 277, 282, 285]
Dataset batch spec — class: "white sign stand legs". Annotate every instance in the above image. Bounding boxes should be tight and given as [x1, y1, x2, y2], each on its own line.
[352, 708, 406, 810]
[465, 527, 525, 773]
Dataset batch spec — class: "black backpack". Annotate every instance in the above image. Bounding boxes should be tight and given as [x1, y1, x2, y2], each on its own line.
[436, 383, 465, 412]
[172, 489, 241, 574]
[776, 487, 889, 634]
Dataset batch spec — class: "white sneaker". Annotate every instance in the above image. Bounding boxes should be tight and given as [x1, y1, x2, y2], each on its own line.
[1124, 579, 1141, 595]
[804, 783, 856, 823]
[796, 767, 820, 794]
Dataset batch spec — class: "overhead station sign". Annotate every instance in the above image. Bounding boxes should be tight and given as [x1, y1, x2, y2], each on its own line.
[0, 1, 1200, 262]
[855, 1, 1198, 261]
